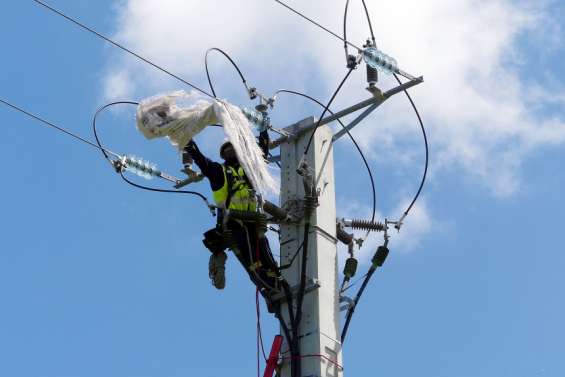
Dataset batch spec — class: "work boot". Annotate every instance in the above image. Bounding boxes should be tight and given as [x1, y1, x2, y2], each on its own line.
[209, 251, 227, 289]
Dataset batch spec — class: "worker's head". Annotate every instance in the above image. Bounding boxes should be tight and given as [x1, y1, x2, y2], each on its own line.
[220, 141, 238, 164]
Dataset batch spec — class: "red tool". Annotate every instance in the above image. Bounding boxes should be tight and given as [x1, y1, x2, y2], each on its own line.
[263, 335, 283, 377]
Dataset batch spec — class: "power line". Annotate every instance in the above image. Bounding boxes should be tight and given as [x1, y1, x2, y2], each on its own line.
[119, 172, 210, 204]
[394, 73, 429, 219]
[32, 0, 214, 99]
[343, 0, 376, 58]
[0, 97, 118, 157]
[205, 47, 250, 98]
[92, 101, 212, 205]
[273, 0, 362, 51]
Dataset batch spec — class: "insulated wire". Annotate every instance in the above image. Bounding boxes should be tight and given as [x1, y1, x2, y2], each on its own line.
[33, 0, 214, 99]
[205, 47, 250, 98]
[303, 67, 355, 156]
[272, 0, 362, 51]
[0, 97, 119, 157]
[340, 272, 369, 293]
[340, 240, 388, 344]
[393, 73, 428, 218]
[256, 288, 268, 362]
[342, 0, 427, 219]
[92, 101, 139, 161]
[203, 49, 281, 168]
[338, 2, 429, 345]
[92, 101, 211, 205]
[274, 89, 376, 224]
[119, 171, 209, 203]
[343, 0, 376, 58]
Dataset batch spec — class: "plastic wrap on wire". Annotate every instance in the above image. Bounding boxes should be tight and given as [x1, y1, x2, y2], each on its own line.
[136, 90, 277, 195]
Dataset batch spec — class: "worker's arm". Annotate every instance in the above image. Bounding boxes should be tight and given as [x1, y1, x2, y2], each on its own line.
[258, 130, 270, 159]
[183, 140, 225, 191]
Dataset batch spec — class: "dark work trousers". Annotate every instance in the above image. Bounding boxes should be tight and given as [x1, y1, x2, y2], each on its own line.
[227, 219, 279, 293]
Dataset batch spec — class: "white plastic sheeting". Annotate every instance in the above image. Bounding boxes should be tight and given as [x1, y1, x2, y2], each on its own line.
[136, 90, 277, 195]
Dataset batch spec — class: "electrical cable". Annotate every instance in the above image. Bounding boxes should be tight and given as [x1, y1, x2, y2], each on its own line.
[119, 171, 210, 203]
[272, 0, 362, 51]
[279, 241, 303, 270]
[303, 67, 355, 156]
[273, 89, 376, 224]
[203, 49, 282, 169]
[33, 0, 214, 99]
[340, 240, 388, 344]
[92, 101, 212, 206]
[336, 3, 429, 344]
[92, 101, 139, 161]
[342, 1, 427, 220]
[205, 47, 250, 98]
[273, 303, 297, 377]
[340, 264, 375, 344]
[343, 0, 376, 60]
[256, 288, 267, 377]
[0, 97, 119, 157]
[256, 288, 268, 362]
[290, 71, 358, 343]
[393, 73, 428, 219]
[340, 272, 369, 293]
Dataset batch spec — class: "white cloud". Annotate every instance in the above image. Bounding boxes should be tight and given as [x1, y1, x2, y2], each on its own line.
[103, 69, 135, 100]
[102, 0, 565, 199]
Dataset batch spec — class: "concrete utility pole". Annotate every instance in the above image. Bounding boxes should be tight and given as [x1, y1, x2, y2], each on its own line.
[269, 77, 423, 377]
[278, 119, 342, 377]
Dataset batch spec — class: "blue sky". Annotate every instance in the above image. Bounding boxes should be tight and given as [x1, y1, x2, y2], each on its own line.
[1, 1, 564, 376]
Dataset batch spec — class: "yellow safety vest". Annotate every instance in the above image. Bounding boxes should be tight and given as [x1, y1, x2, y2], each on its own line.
[212, 165, 256, 211]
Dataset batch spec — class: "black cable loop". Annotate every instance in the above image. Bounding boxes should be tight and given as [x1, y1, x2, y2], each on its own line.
[203, 49, 283, 168]
[92, 101, 211, 206]
[336, 4, 428, 346]
[119, 172, 210, 203]
[344, 0, 376, 59]
[273, 89, 377, 224]
[93, 101, 139, 162]
[393, 74, 429, 218]
[205, 48, 250, 98]
[303, 67, 355, 156]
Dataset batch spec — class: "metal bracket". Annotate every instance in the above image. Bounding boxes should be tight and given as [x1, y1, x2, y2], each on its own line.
[271, 278, 321, 304]
[282, 198, 305, 221]
[332, 101, 380, 142]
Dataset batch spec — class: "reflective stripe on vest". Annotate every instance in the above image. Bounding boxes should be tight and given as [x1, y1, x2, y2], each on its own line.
[212, 165, 256, 211]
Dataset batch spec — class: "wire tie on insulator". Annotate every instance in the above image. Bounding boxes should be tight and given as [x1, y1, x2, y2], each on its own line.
[248, 87, 258, 100]
[395, 213, 408, 231]
[112, 157, 125, 173]
[346, 54, 358, 69]
[296, 156, 308, 176]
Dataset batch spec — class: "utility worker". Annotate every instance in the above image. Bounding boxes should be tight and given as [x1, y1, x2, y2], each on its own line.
[183, 130, 279, 299]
